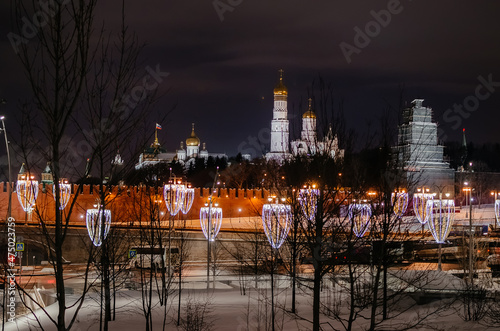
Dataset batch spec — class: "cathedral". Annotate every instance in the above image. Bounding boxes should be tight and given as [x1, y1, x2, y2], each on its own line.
[135, 123, 227, 169]
[265, 70, 344, 162]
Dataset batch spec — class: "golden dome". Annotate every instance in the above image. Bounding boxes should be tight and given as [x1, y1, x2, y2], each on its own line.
[186, 123, 200, 146]
[273, 69, 288, 95]
[302, 98, 316, 119]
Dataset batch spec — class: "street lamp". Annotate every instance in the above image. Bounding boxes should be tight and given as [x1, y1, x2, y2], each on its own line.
[348, 203, 372, 237]
[261, 196, 292, 331]
[201, 167, 221, 289]
[491, 191, 499, 227]
[53, 178, 71, 210]
[426, 193, 455, 271]
[180, 186, 194, 215]
[164, 182, 185, 216]
[0, 114, 12, 221]
[86, 204, 111, 247]
[262, 197, 292, 249]
[391, 190, 409, 218]
[413, 188, 433, 225]
[298, 184, 319, 223]
[16, 165, 39, 223]
[200, 201, 223, 242]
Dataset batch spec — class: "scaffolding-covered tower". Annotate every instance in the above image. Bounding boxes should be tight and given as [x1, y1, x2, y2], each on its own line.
[394, 99, 455, 195]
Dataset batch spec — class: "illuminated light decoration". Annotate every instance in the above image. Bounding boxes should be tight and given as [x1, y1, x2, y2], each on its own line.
[298, 188, 320, 222]
[426, 199, 455, 243]
[180, 188, 195, 214]
[495, 200, 500, 226]
[200, 206, 223, 241]
[16, 175, 39, 220]
[391, 191, 409, 217]
[413, 193, 434, 224]
[262, 203, 292, 249]
[164, 184, 185, 216]
[53, 180, 71, 210]
[348, 203, 372, 237]
[86, 207, 111, 247]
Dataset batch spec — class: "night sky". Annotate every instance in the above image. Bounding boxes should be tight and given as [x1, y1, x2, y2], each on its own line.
[1, 1, 500, 161]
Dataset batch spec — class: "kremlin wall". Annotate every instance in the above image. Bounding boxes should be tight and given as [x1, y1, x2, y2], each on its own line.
[0, 182, 270, 226]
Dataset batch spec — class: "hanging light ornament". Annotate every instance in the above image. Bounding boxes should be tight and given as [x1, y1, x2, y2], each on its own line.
[495, 199, 500, 227]
[426, 199, 455, 243]
[262, 202, 292, 249]
[200, 203, 223, 241]
[53, 179, 71, 210]
[348, 203, 372, 237]
[413, 192, 434, 224]
[16, 167, 39, 221]
[86, 205, 111, 247]
[298, 186, 320, 222]
[391, 191, 409, 218]
[180, 187, 195, 214]
[164, 183, 185, 216]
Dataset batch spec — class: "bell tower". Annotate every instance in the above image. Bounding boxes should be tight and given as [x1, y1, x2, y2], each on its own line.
[266, 69, 290, 161]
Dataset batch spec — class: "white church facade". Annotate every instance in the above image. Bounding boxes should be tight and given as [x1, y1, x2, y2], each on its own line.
[265, 70, 344, 162]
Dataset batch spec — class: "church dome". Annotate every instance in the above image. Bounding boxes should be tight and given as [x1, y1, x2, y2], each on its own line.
[273, 69, 288, 96]
[302, 98, 316, 119]
[186, 123, 200, 146]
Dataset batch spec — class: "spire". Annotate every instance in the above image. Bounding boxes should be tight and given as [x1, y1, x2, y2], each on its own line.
[273, 69, 288, 95]
[19, 163, 26, 175]
[302, 97, 316, 119]
[460, 128, 468, 169]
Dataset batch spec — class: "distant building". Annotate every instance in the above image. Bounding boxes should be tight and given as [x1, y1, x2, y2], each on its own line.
[265, 70, 344, 161]
[290, 98, 344, 159]
[135, 123, 227, 169]
[393, 99, 455, 194]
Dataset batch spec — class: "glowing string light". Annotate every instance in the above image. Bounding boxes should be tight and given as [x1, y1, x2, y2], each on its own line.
[413, 193, 434, 224]
[298, 188, 319, 222]
[86, 207, 111, 247]
[200, 206, 223, 241]
[53, 180, 71, 210]
[426, 199, 455, 244]
[180, 188, 195, 214]
[164, 184, 185, 216]
[391, 191, 409, 218]
[17, 175, 39, 218]
[262, 203, 292, 249]
[348, 203, 372, 237]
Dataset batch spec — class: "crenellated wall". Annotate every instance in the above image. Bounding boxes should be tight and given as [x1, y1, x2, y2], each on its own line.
[0, 183, 268, 225]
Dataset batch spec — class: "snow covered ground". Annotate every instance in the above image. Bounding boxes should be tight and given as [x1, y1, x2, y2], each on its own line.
[5, 270, 500, 331]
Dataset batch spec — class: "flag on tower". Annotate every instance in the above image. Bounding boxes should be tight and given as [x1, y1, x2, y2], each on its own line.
[156, 123, 162, 130]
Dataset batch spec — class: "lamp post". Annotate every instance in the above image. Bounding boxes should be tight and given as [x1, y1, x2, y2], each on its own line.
[164, 174, 186, 278]
[200, 167, 221, 289]
[413, 187, 433, 235]
[348, 203, 372, 238]
[53, 179, 71, 210]
[86, 204, 111, 247]
[262, 196, 292, 331]
[16, 166, 39, 223]
[427, 193, 455, 271]
[0, 114, 12, 221]
[0, 101, 10, 331]
[491, 191, 499, 229]
[392, 190, 409, 235]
